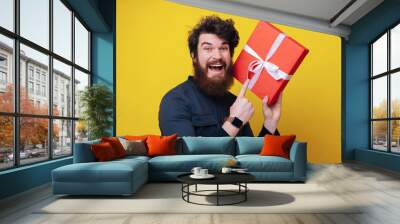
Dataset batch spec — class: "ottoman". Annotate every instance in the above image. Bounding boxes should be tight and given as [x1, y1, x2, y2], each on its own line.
[52, 157, 148, 196]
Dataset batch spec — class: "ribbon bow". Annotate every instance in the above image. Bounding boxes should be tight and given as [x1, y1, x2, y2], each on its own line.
[244, 33, 291, 90]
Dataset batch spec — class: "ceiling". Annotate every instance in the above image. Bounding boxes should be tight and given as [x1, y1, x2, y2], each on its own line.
[66, 0, 113, 32]
[167, 0, 384, 38]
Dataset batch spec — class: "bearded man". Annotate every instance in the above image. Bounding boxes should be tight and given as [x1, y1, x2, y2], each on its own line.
[159, 15, 282, 137]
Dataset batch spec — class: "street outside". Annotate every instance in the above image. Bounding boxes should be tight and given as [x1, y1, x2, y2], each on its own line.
[0, 146, 71, 170]
[373, 144, 400, 153]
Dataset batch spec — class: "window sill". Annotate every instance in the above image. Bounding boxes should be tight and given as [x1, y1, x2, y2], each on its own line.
[355, 148, 400, 172]
[0, 156, 72, 176]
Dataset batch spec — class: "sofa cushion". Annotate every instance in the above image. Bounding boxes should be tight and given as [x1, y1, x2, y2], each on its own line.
[236, 155, 293, 172]
[235, 137, 263, 155]
[181, 137, 235, 155]
[115, 155, 150, 163]
[148, 154, 235, 172]
[52, 159, 147, 183]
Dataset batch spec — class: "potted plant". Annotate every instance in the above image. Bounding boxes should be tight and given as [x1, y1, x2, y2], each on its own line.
[79, 84, 113, 140]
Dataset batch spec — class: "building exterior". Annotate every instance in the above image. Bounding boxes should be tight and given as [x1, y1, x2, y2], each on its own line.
[0, 41, 81, 155]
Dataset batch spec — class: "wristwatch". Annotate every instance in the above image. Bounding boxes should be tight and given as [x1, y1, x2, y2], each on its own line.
[227, 116, 243, 129]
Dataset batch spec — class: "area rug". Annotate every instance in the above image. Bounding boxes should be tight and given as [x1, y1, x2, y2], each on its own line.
[37, 183, 362, 214]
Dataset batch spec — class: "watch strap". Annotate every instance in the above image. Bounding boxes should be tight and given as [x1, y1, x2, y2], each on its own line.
[227, 116, 243, 129]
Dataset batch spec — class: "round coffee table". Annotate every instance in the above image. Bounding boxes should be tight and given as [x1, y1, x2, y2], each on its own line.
[177, 172, 255, 206]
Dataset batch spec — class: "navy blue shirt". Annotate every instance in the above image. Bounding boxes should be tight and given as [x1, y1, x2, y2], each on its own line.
[159, 76, 279, 137]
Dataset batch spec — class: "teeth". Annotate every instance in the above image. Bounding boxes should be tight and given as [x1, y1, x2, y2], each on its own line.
[209, 65, 223, 70]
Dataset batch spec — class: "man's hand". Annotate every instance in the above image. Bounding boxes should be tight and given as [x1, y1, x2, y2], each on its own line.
[229, 79, 254, 124]
[262, 93, 282, 134]
[222, 79, 254, 136]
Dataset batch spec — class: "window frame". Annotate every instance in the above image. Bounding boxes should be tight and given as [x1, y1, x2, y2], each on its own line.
[0, 70, 7, 85]
[0, 53, 8, 88]
[0, 0, 92, 171]
[370, 20, 400, 154]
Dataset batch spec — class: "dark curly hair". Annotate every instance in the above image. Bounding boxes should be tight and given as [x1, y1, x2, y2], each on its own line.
[188, 15, 239, 58]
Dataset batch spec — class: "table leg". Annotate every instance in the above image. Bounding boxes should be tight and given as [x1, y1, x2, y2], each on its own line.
[181, 184, 183, 199]
[187, 184, 190, 202]
[195, 184, 197, 192]
[245, 183, 247, 201]
[217, 184, 219, 206]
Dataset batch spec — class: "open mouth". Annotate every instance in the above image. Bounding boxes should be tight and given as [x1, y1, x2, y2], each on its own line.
[208, 64, 225, 72]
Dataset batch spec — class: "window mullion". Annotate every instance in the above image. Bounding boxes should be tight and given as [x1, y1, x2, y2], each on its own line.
[388, 30, 391, 153]
[13, 0, 20, 167]
[49, 0, 53, 160]
[71, 11, 76, 155]
[370, 45, 373, 149]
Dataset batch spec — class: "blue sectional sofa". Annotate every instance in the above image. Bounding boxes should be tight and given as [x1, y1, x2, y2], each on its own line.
[52, 137, 307, 196]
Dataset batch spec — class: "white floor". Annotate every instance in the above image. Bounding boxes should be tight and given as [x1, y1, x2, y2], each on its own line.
[1, 162, 400, 224]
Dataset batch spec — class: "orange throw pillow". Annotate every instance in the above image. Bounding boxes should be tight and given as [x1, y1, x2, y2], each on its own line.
[101, 137, 127, 158]
[91, 142, 117, 161]
[146, 134, 177, 157]
[260, 135, 296, 159]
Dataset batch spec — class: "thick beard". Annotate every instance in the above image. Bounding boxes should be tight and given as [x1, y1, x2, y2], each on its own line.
[192, 60, 234, 98]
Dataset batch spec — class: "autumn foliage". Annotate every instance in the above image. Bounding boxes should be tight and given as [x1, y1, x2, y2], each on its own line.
[0, 84, 59, 150]
[372, 99, 400, 141]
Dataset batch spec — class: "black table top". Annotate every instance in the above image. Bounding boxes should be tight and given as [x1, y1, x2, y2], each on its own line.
[177, 172, 255, 185]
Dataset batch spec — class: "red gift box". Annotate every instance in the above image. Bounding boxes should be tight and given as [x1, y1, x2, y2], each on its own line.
[233, 21, 309, 105]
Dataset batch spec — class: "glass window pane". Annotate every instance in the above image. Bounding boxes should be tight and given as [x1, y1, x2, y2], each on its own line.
[0, 34, 14, 112]
[20, 0, 49, 49]
[391, 120, 400, 153]
[391, 72, 400, 118]
[372, 121, 388, 151]
[391, 24, 400, 70]
[53, 119, 72, 158]
[20, 117, 49, 165]
[75, 120, 88, 143]
[372, 33, 387, 76]
[53, 0, 72, 60]
[372, 77, 387, 119]
[0, 116, 13, 170]
[53, 59, 72, 117]
[0, 0, 14, 31]
[20, 44, 49, 115]
[74, 17, 89, 70]
[74, 69, 89, 118]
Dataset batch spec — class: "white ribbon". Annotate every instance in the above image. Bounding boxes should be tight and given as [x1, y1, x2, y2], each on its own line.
[244, 33, 291, 90]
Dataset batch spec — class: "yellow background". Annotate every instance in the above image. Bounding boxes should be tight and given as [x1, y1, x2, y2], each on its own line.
[116, 0, 342, 163]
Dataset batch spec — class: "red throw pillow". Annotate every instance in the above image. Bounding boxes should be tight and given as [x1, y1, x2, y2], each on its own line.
[91, 142, 118, 161]
[260, 135, 296, 159]
[146, 134, 177, 157]
[101, 137, 127, 158]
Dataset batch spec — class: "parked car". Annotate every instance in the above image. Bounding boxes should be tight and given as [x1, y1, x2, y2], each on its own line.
[8, 150, 32, 160]
[7, 153, 13, 161]
[54, 149, 62, 156]
[30, 150, 42, 158]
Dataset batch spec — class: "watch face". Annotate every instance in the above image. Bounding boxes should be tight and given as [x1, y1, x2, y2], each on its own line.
[232, 117, 243, 128]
